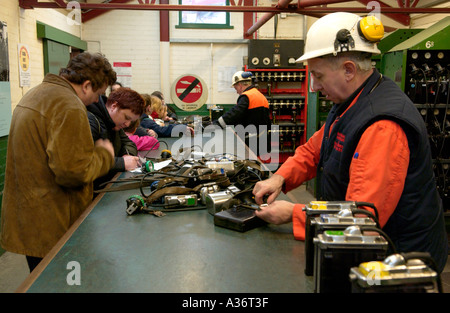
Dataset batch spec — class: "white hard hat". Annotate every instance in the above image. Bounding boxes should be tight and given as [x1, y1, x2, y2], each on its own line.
[297, 12, 384, 62]
[231, 71, 253, 87]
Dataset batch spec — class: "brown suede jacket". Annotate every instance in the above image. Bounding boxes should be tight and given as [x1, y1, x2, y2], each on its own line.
[1, 74, 114, 258]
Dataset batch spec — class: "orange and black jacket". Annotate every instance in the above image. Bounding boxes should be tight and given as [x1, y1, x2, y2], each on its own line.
[217, 86, 271, 131]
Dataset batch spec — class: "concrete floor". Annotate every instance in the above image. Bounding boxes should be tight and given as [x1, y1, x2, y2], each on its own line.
[0, 251, 29, 292]
[0, 184, 449, 293]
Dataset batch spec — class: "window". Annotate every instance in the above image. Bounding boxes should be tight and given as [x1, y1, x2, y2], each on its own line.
[176, 0, 233, 29]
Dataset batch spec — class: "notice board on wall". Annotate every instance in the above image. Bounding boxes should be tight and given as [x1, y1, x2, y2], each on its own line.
[113, 62, 132, 88]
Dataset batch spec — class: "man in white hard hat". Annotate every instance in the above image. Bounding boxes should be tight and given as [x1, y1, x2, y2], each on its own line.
[213, 70, 271, 156]
[252, 12, 448, 272]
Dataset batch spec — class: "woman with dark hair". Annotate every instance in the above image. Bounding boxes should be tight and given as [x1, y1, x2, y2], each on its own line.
[111, 81, 123, 92]
[87, 87, 145, 190]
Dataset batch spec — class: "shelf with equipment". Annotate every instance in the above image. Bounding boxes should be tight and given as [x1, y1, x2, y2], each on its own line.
[245, 65, 309, 166]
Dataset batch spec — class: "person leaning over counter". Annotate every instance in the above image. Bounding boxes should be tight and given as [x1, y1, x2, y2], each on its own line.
[87, 87, 145, 192]
[252, 12, 448, 272]
[0, 52, 116, 272]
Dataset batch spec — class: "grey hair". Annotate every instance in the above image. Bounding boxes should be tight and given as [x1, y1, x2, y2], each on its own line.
[322, 51, 373, 72]
[240, 80, 252, 86]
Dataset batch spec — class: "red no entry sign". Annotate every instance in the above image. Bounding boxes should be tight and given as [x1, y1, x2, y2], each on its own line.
[171, 74, 208, 111]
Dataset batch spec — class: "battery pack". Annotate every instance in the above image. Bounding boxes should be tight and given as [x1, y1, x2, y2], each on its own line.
[164, 194, 197, 207]
[304, 201, 379, 276]
[305, 210, 378, 278]
[304, 201, 354, 276]
[214, 206, 266, 232]
[350, 253, 442, 293]
[313, 226, 389, 293]
[206, 161, 234, 171]
[205, 186, 241, 215]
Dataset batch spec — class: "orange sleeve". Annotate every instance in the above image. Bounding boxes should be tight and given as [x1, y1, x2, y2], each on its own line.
[275, 125, 324, 193]
[346, 120, 410, 228]
[292, 204, 307, 240]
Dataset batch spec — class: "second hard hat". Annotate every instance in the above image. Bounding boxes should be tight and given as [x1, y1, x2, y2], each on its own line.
[231, 71, 253, 87]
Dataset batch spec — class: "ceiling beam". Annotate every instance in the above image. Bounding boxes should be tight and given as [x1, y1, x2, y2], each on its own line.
[18, 0, 450, 29]
[357, 0, 410, 25]
[53, 0, 66, 7]
[81, 0, 134, 23]
[18, 0, 450, 13]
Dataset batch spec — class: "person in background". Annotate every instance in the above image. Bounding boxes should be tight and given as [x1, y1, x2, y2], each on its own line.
[141, 94, 193, 137]
[124, 119, 160, 151]
[151, 90, 177, 121]
[1, 52, 116, 272]
[87, 87, 145, 191]
[213, 70, 271, 157]
[131, 93, 158, 138]
[148, 94, 167, 126]
[111, 81, 122, 93]
[252, 12, 448, 272]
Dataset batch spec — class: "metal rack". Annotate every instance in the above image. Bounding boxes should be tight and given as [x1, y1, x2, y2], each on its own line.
[246, 66, 308, 165]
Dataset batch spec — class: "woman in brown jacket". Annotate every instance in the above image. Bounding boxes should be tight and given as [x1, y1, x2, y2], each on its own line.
[1, 52, 117, 272]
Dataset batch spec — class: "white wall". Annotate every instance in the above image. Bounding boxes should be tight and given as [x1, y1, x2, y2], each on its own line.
[0, 0, 81, 111]
[82, 8, 161, 95]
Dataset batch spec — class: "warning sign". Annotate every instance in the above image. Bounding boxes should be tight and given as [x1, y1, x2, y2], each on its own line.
[19, 46, 29, 71]
[171, 74, 208, 111]
[18, 43, 31, 87]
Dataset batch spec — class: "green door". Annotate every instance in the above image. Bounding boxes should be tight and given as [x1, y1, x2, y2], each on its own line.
[43, 39, 70, 75]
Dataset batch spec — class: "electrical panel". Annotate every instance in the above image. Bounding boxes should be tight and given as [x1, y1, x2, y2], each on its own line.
[247, 39, 304, 69]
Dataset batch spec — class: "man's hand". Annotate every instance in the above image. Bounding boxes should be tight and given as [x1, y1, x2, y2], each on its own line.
[252, 174, 285, 205]
[255, 200, 295, 225]
[95, 138, 114, 157]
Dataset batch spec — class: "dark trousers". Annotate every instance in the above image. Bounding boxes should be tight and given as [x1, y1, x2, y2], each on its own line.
[26, 256, 43, 272]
